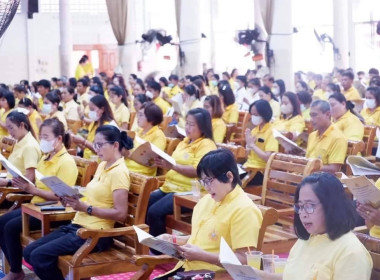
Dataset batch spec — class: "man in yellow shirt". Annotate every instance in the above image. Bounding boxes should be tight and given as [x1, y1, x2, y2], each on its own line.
[147, 80, 171, 115]
[341, 71, 361, 101]
[76, 78, 89, 108]
[35, 79, 51, 110]
[306, 100, 347, 174]
[168, 74, 183, 98]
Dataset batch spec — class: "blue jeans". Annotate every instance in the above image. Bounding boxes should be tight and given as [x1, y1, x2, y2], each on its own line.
[24, 223, 112, 280]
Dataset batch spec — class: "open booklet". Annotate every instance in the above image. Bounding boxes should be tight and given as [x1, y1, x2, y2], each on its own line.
[341, 176, 380, 208]
[35, 171, 83, 198]
[170, 93, 184, 117]
[129, 137, 176, 167]
[133, 225, 184, 260]
[272, 128, 305, 154]
[219, 238, 261, 280]
[0, 153, 34, 185]
[164, 125, 186, 139]
[346, 156, 380, 176]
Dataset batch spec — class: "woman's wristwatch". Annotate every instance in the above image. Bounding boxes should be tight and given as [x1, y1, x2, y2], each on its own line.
[87, 205, 93, 216]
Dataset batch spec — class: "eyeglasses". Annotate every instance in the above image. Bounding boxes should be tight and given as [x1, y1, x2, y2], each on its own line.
[93, 141, 114, 150]
[294, 202, 320, 214]
[198, 177, 215, 187]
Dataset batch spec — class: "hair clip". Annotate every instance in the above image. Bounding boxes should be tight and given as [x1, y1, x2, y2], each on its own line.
[222, 85, 226, 90]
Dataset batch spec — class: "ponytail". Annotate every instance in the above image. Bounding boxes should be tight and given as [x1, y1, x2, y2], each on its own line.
[63, 132, 71, 149]
[120, 131, 134, 151]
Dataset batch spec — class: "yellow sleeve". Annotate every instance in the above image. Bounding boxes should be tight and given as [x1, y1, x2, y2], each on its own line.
[56, 157, 79, 187]
[190, 140, 217, 168]
[327, 137, 347, 164]
[343, 120, 364, 141]
[289, 117, 305, 134]
[213, 120, 226, 143]
[229, 109, 239, 124]
[109, 168, 130, 192]
[230, 204, 263, 249]
[265, 134, 279, 152]
[151, 131, 167, 151]
[120, 107, 131, 124]
[22, 147, 40, 170]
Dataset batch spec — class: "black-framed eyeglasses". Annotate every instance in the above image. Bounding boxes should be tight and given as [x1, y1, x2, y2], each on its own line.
[294, 202, 320, 214]
[198, 177, 215, 187]
[93, 141, 114, 150]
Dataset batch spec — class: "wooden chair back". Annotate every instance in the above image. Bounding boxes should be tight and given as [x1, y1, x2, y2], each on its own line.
[256, 205, 279, 251]
[73, 156, 98, 187]
[230, 111, 250, 145]
[0, 136, 16, 159]
[261, 153, 322, 212]
[304, 120, 313, 134]
[66, 120, 83, 134]
[159, 116, 172, 132]
[165, 137, 181, 156]
[216, 143, 246, 163]
[347, 140, 365, 156]
[128, 112, 136, 130]
[355, 232, 380, 280]
[363, 125, 377, 157]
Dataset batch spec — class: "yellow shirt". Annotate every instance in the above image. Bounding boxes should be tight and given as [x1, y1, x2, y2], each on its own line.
[63, 99, 80, 121]
[222, 103, 239, 124]
[7, 132, 41, 177]
[343, 86, 361, 101]
[308, 80, 316, 90]
[212, 118, 226, 143]
[361, 107, 380, 126]
[31, 147, 78, 203]
[78, 93, 89, 109]
[0, 109, 12, 137]
[72, 158, 130, 229]
[283, 232, 372, 280]
[75, 65, 86, 80]
[244, 122, 279, 169]
[153, 96, 171, 115]
[333, 111, 364, 141]
[29, 110, 42, 136]
[131, 116, 139, 132]
[306, 124, 347, 165]
[47, 111, 68, 131]
[370, 179, 380, 237]
[302, 107, 311, 121]
[180, 186, 263, 271]
[269, 99, 281, 120]
[274, 114, 305, 134]
[178, 99, 203, 128]
[313, 89, 326, 100]
[126, 126, 166, 176]
[160, 137, 217, 193]
[168, 85, 183, 99]
[111, 103, 130, 127]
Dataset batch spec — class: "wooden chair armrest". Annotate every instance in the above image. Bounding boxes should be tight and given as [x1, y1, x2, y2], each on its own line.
[71, 224, 149, 267]
[5, 193, 34, 211]
[276, 208, 294, 216]
[353, 225, 369, 234]
[0, 187, 23, 204]
[132, 255, 177, 266]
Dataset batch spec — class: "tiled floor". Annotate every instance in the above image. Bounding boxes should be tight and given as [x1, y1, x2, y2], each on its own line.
[0, 254, 38, 280]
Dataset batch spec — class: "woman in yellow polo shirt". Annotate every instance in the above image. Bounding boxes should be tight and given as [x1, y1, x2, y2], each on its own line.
[361, 86, 380, 126]
[72, 95, 115, 159]
[254, 173, 372, 280]
[156, 149, 263, 277]
[274, 92, 305, 141]
[328, 92, 364, 141]
[219, 83, 239, 124]
[0, 118, 78, 280]
[18, 98, 42, 136]
[178, 84, 202, 128]
[0, 89, 15, 137]
[147, 108, 217, 239]
[297, 91, 312, 121]
[126, 102, 166, 176]
[42, 92, 68, 131]
[243, 100, 279, 185]
[0, 112, 41, 189]
[23, 125, 133, 280]
[61, 87, 80, 121]
[203, 95, 226, 143]
[130, 94, 149, 132]
[109, 85, 130, 130]
[258, 86, 280, 120]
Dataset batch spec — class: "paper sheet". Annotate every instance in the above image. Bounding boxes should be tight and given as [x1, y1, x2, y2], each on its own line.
[38, 174, 82, 198]
[272, 128, 305, 154]
[346, 156, 380, 176]
[0, 154, 34, 185]
[341, 176, 380, 208]
[129, 141, 176, 167]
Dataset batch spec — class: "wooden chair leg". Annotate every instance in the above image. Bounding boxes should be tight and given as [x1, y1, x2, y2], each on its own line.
[131, 264, 153, 280]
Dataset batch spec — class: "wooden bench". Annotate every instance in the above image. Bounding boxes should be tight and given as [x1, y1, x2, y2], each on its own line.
[363, 125, 377, 157]
[73, 156, 98, 187]
[225, 111, 250, 146]
[216, 143, 246, 163]
[355, 232, 380, 280]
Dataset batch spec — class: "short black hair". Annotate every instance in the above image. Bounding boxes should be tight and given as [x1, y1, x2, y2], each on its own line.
[13, 85, 27, 93]
[342, 71, 354, 81]
[169, 74, 179, 81]
[159, 77, 168, 86]
[369, 68, 379, 76]
[197, 149, 241, 189]
[218, 85, 235, 106]
[282, 91, 301, 118]
[77, 78, 88, 87]
[187, 108, 213, 140]
[275, 79, 286, 94]
[249, 99, 272, 122]
[37, 79, 51, 89]
[248, 78, 261, 87]
[0, 89, 15, 109]
[294, 172, 357, 241]
[297, 91, 312, 105]
[236, 75, 247, 87]
[135, 93, 148, 105]
[89, 85, 104, 95]
[141, 102, 163, 126]
[184, 84, 200, 99]
[259, 85, 277, 101]
[147, 80, 161, 93]
[68, 77, 77, 88]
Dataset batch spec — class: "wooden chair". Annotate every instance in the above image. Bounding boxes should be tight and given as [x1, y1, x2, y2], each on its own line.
[73, 156, 98, 187]
[132, 205, 279, 280]
[355, 232, 380, 280]
[66, 120, 83, 134]
[230, 111, 250, 146]
[0, 136, 16, 159]
[159, 116, 173, 132]
[216, 143, 246, 163]
[128, 112, 136, 130]
[165, 137, 181, 156]
[363, 125, 377, 157]
[54, 172, 158, 280]
[345, 141, 366, 175]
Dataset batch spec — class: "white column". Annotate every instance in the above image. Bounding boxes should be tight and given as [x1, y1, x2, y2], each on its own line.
[270, 0, 294, 91]
[333, 0, 349, 69]
[178, 0, 202, 76]
[59, 0, 72, 77]
[347, 0, 355, 69]
[21, 0, 31, 80]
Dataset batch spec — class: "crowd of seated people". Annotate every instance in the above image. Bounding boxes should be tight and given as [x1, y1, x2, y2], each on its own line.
[0, 66, 379, 279]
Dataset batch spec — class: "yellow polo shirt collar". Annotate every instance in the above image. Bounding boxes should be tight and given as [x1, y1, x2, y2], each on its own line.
[42, 146, 67, 163]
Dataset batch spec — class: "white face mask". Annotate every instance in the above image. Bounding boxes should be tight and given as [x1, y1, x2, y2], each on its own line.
[251, 115, 263, 126]
[40, 139, 56, 153]
[145, 91, 154, 99]
[272, 88, 280, 96]
[42, 103, 52, 114]
[89, 110, 99, 121]
[300, 104, 306, 112]
[366, 98, 377, 109]
[281, 104, 293, 115]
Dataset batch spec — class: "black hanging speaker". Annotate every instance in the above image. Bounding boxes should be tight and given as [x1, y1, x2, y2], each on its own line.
[28, 0, 38, 19]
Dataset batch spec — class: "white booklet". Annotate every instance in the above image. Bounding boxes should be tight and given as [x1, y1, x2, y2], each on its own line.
[35, 171, 82, 198]
[346, 156, 380, 176]
[272, 128, 305, 154]
[341, 176, 380, 208]
[129, 140, 176, 167]
[133, 225, 184, 260]
[219, 238, 261, 280]
[164, 125, 186, 138]
[0, 154, 34, 185]
[170, 93, 184, 116]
